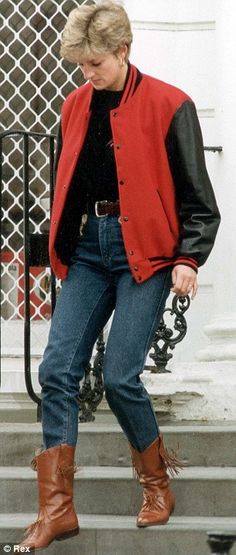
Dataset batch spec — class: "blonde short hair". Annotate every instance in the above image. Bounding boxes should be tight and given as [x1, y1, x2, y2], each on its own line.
[60, 0, 133, 63]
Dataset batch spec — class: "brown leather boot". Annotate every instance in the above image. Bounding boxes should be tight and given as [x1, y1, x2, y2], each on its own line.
[130, 434, 184, 527]
[19, 443, 79, 551]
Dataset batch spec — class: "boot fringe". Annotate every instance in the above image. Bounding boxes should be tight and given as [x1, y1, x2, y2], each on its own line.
[159, 434, 186, 477]
[131, 460, 139, 481]
[59, 463, 78, 475]
[30, 447, 78, 474]
[30, 446, 44, 471]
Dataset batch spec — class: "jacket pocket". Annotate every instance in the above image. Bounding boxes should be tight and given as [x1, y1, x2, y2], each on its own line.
[155, 189, 177, 239]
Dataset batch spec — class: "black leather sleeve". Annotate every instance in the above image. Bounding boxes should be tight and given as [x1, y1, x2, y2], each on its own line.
[165, 100, 221, 266]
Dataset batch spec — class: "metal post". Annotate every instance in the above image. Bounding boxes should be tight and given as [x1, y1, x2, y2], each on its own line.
[0, 135, 3, 389]
[207, 533, 236, 554]
[22, 133, 42, 421]
[49, 135, 56, 314]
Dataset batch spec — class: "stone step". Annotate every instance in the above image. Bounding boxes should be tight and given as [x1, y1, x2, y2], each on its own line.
[1, 422, 236, 467]
[1, 465, 236, 516]
[0, 514, 236, 555]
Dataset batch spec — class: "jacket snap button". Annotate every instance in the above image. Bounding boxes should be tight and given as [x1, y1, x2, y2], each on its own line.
[129, 250, 134, 255]
[138, 276, 142, 281]
[119, 180, 124, 185]
[134, 266, 139, 271]
[124, 216, 128, 222]
[116, 145, 121, 149]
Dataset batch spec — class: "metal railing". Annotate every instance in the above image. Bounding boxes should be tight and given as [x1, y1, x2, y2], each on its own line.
[2, 130, 233, 555]
[0, 129, 223, 422]
[1, 129, 56, 417]
[207, 533, 236, 554]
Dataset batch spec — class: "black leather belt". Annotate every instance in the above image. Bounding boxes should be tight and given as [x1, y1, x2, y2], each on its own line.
[95, 200, 120, 217]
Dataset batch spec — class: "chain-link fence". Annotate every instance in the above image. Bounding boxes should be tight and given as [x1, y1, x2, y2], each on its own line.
[1, 0, 94, 323]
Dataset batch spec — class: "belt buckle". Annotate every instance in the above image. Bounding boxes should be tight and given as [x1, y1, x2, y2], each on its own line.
[95, 200, 108, 217]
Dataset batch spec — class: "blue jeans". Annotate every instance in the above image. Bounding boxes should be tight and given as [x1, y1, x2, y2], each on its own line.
[39, 215, 171, 451]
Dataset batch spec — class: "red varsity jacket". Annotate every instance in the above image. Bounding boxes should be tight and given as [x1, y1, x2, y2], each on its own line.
[49, 65, 220, 282]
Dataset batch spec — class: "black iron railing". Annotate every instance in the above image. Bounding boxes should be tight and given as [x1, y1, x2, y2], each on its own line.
[204, 146, 223, 152]
[207, 532, 236, 554]
[0, 129, 223, 422]
[0, 130, 56, 419]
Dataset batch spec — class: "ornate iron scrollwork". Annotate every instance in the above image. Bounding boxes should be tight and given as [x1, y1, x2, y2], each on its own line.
[148, 295, 191, 373]
[78, 332, 105, 422]
[78, 295, 191, 420]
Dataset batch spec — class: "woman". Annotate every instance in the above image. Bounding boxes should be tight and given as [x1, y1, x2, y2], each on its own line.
[20, 0, 220, 550]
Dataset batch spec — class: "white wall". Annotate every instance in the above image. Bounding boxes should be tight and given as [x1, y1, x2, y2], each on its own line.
[123, 0, 225, 362]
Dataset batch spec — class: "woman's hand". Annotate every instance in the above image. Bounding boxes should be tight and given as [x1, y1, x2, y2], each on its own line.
[171, 264, 198, 299]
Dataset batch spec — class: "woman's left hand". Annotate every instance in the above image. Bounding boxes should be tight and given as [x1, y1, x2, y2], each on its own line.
[171, 264, 198, 299]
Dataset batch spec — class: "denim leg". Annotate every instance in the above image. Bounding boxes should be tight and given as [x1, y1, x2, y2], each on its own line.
[39, 260, 115, 449]
[103, 267, 171, 452]
[39, 215, 171, 452]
